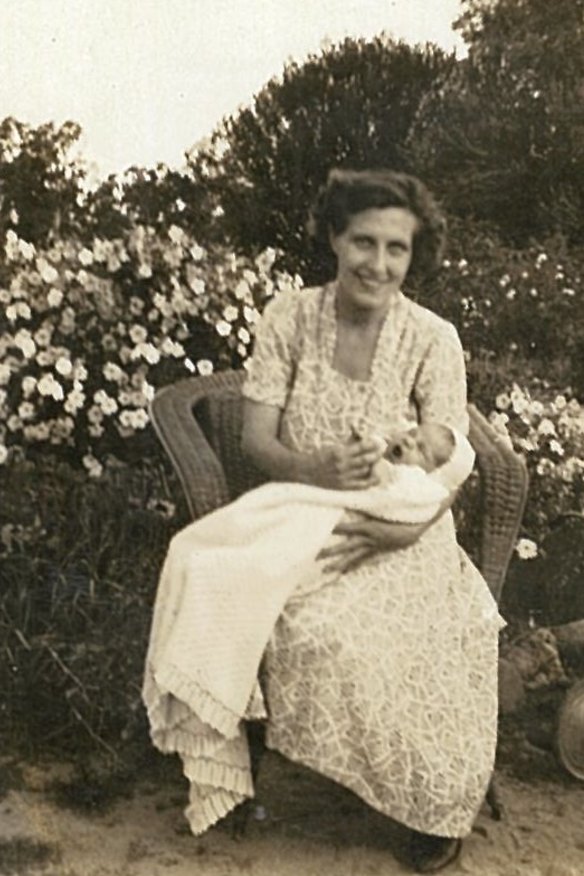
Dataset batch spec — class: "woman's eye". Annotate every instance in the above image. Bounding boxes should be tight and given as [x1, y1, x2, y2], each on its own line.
[391, 444, 402, 459]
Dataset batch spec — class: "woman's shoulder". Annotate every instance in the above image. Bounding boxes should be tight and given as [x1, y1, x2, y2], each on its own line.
[403, 297, 461, 344]
[260, 284, 323, 319]
[253, 285, 325, 349]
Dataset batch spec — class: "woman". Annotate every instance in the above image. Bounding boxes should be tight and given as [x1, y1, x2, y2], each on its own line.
[241, 169, 503, 873]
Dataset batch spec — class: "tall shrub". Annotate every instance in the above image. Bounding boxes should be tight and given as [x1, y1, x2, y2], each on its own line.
[0, 118, 87, 244]
[187, 35, 453, 282]
[408, 0, 584, 243]
[411, 217, 584, 401]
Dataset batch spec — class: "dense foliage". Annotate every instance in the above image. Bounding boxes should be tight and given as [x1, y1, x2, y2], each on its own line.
[409, 0, 584, 243]
[0, 118, 87, 244]
[187, 35, 454, 283]
[0, 226, 299, 470]
[414, 218, 584, 397]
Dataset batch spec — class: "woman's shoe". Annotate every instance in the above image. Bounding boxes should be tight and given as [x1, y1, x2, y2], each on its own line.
[406, 831, 462, 873]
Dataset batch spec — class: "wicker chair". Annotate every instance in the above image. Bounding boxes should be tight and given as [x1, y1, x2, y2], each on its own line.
[150, 370, 528, 601]
[149, 369, 529, 822]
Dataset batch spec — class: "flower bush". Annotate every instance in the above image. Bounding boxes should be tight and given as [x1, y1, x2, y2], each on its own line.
[0, 227, 302, 471]
[488, 384, 584, 558]
[416, 220, 584, 404]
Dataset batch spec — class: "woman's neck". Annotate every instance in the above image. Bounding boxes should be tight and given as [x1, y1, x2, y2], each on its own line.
[333, 286, 402, 329]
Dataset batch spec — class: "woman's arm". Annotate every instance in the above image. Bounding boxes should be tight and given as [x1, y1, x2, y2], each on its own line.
[241, 399, 384, 490]
[319, 488, 458, 574]
[320, 322, 470, 572]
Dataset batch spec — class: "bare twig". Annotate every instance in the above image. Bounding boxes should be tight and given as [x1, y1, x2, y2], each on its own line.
[70, 704, 118, 760]
[44, 644, 90, 704]
[14, 628, 32, 651]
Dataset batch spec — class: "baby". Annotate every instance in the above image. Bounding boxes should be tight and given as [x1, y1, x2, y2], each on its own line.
[374, 421, 458, 482]
[308, 421, 472, 593]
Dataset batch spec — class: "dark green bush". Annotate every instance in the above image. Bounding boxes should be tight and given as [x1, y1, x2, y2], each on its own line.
[0, 453, 186, 757]
[408, 218, 584, 405]
[187, 35, 453, 282]
[409, 0, 584, 244]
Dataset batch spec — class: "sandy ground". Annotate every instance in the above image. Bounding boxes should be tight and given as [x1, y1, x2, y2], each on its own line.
[1, 738, 584, 876]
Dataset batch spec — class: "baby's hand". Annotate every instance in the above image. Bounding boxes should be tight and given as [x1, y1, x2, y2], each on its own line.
[349, 429, 389, 486]
[369, 432, 388, 457]
[350, 427, 387, 456]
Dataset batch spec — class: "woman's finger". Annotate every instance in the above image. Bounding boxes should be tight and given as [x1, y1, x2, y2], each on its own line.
[333, 519, 379, 537]
[317, 535, 371, 560]
[323, 545, 375, 574]
[347, 443, 384, 466]
[342, 474, 379, 490]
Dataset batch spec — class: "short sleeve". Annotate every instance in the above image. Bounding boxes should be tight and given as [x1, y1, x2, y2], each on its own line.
[242, 290, 302, 408]
[414, 320, 469, 435]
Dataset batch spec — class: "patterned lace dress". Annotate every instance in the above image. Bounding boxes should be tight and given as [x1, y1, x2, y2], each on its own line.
[242, 283, 504, 839]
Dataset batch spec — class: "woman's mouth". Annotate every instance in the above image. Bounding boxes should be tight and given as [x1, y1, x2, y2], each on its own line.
[357, 276, 386, 291]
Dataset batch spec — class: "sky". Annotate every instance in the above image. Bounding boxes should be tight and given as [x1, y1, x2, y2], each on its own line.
[0, 0, 465, 178]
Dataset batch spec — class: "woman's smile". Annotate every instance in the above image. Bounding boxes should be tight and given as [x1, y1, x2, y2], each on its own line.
[354, 274, 397, 295]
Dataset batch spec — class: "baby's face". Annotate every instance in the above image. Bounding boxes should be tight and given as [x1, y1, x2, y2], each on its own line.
[385, 423, 452, 473]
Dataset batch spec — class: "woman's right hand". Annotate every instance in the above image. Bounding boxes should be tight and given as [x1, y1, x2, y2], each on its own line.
[242, 399, 385, 490]
[308, 437, 384, 490]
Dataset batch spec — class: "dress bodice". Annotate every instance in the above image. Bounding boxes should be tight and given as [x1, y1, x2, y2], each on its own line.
[243, 283, 469, 455]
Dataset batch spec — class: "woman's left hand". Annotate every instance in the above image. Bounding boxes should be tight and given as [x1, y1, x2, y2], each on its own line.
[318, 517, 427, 575]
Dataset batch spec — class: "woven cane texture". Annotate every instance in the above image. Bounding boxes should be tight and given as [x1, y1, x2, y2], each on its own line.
[150, 372, 528, 603]
[149, 371, 263, 520]
[468, 404, 529, 602]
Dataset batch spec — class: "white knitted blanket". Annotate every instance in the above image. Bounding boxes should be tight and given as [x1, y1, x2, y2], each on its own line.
[142, 440, 475, 835]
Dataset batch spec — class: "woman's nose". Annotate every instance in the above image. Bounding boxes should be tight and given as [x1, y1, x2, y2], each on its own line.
[367, 247, 388, 276]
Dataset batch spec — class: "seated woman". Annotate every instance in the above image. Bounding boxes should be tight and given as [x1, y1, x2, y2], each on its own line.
[239, 169, 504, 872]
[144, 169, 504, 874]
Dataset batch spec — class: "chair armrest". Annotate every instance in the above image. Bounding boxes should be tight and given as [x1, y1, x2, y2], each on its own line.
[468, 404, 529, 602]
[149, 372, 244, 520]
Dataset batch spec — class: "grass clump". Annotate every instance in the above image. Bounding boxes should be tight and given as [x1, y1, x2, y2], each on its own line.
[0, 451, 186, 764]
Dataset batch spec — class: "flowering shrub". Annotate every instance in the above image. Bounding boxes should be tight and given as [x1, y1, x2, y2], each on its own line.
[0, 227, 302, 472]
[488, 385, 584, 559]
[416, 221, 584, 403]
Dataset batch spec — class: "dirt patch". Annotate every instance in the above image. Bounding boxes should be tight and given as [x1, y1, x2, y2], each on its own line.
[0, 838, 61, 875]
[1, 744, 584, 876]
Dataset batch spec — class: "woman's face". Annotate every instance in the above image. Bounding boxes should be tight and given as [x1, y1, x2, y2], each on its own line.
[330, 207, 417, 318]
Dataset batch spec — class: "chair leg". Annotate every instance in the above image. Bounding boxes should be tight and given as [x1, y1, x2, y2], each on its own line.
[230, 721, 267, 840]
[485, 775, 503, 821]
[248, 720, 267, 785]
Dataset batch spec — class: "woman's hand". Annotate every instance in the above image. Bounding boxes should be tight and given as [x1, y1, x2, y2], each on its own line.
[242, 401, 386, 488]
[318, 517, 427, 574]
[318, 489, 457, 575]
[308, 437, 385, 490]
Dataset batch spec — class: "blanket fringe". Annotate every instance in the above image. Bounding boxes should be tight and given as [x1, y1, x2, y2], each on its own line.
[143, 664, 256, 835]
[185, 788, 247, 836]
[183, 756, 254, 797]
[147, 661, 242, 738]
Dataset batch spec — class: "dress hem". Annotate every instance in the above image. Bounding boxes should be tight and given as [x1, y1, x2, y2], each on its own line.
[264, 736, 488, 840]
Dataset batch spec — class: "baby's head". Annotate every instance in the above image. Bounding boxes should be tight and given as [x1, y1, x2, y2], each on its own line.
[385, 422, 454, 473]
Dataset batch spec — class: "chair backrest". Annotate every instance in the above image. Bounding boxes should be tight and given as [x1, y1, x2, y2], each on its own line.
[150, 370, 528, 603]
[467, 403, 529, 601]
[149, 371, 264, 520]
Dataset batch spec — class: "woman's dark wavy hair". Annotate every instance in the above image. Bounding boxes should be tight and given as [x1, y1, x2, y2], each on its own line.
[307, 168, 447, 279]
